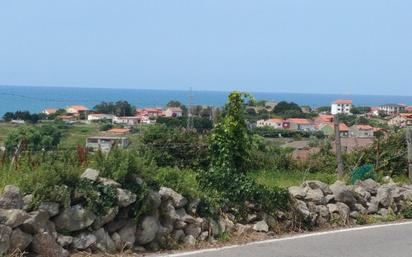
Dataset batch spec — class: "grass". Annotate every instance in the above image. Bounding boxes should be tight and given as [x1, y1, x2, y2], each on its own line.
[0, 122, 21, 144]
[248, 169, 338, 188]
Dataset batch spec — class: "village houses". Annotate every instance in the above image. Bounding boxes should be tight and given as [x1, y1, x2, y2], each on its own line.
[388, 113, 412, 127]
[378, 104, 405, 116]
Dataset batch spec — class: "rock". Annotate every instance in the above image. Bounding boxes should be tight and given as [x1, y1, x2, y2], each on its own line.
[22, 194, 33, 211]
[20, 211, 49, 234]
[148, 190, 162, 210]
[367, 197, 380, 214]
[355, 203, 367, 214]
[98, 177, 121, 187]
[184, 223, 202, 238]
[116, 188, 137, 207]
[117, 220, 136, 248]
[0, 209, 30, 228]
[234, 223, 253, 236]
[303, 180, 332, 195]
[305, 188, 325, 204]
[247, 213, 259, 223]
[356, 179, 379, 195]
[136, 216, 159, 245]
[172, 229, 185, 242]
[39, 202, 60, 217]
[159, 187, 188, 208]
[209, 218, 220, 236]
[94, 228, 116, 253]
[176, 208, 196, 224]
[330, 181, 356, 208]
[199, 231, 209, 241]
[111, 232, 122, 250]
[253, 220, 269, 232]
[296, 200, 311, 219]
[134, 246, 146, 252]
[57, 235, 73, 247]
[376, 186, 393, 208]
[329, 202, 350, 221]
[325, 194, 335, 203]
[72, 232, 97, 250]
[9, 228, 32, 252]
[0, 225, 12, 255]
[187, 198, 201, 214]
[92, 207, 119, 230]
[317, 205, 330, 218]
[265, 214, 278, 230]
[80, 168, 100, 181]
[289, 186, 306, 199]
[43, 221, 58, 239]
[184, 235, 196, 245]
[378, 208, 390, 217]
[53, 204, 96, 232]
[32, 232, 69, 257]
[0, 185, 24, 209]
[160, 200, 178, 225]
[350, 211, 360, 219]
[353, 186, 371, 202]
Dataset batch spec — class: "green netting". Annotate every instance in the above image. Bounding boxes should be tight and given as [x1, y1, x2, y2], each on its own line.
[350, 164, 376, 184]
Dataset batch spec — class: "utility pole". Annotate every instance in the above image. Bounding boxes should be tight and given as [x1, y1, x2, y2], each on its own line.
[187, 87, 194, 130]
[334, 115, 344, 178]
[406, 128, 412, 183]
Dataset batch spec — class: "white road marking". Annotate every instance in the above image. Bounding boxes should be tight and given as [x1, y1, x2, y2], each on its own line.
[155, 221, 412, 256]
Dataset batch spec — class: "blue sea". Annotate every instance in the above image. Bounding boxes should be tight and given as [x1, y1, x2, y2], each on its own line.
[1, 85, 412, 116]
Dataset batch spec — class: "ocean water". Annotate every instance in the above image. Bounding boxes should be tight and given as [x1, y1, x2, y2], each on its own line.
[1, 85, 412, 116]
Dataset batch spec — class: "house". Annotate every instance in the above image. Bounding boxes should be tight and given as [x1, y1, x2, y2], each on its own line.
[349, 125, 374, 138]
[136, 108, 163, 117]
[319, 123, 349, 137]
[10, 120, 25, 125]
[256, 118, 284, 129]
[57, 115, 76, 122]
[86, 136, 129, 152]
[378, 104, 405, 116]
[87, 114, 115, 122]
[113, 116, 141, 125]
[106, 128, 131, 135]
[406, 106, 412, 113]
[331, 100, 352, 115]
[388, 113, 412, 127]
[368, 106, 380, 116]
[300, 106, 312, 113]
[42, 108, 58, 115]
[287, 118, 316, 131]
[164, 107, 183, 117]
[65, 105, 89, 114]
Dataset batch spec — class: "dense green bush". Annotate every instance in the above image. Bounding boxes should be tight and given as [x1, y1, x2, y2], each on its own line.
[139, 124, 209, 169]
[5, 125, 61, 153]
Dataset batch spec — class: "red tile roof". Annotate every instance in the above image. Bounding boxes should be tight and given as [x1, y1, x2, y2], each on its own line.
[287, 118, 313, 125]
[354, 124, 374, 130]
[67, 105, 89, 111]
[107, 128, 130, 134]
[333, 99, 353, 105]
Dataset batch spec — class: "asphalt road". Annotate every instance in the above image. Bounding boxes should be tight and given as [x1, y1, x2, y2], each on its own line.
[165, 222, 412, 257]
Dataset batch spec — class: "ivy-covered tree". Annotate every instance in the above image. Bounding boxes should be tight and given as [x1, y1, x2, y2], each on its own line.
[203, 91, 291, 214]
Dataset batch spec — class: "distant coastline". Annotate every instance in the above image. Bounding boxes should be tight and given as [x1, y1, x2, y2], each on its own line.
[1, 85, 412, 116]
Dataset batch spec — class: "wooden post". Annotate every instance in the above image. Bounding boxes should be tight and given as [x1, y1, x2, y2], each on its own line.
[406, 128, 412, 183]
[334, 115, 345, 178]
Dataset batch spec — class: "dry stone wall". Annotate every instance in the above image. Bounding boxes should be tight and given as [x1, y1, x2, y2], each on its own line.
[1, 169, 412, 256]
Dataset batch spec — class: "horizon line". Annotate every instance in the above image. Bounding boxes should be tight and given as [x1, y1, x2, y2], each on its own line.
[1, 84, 412, 99]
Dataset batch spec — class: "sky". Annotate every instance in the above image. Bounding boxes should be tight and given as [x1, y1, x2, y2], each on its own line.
[1, 0, 412, 95]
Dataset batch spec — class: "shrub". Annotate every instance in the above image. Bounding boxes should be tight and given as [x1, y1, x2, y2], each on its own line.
[154, 167, 200, 200]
